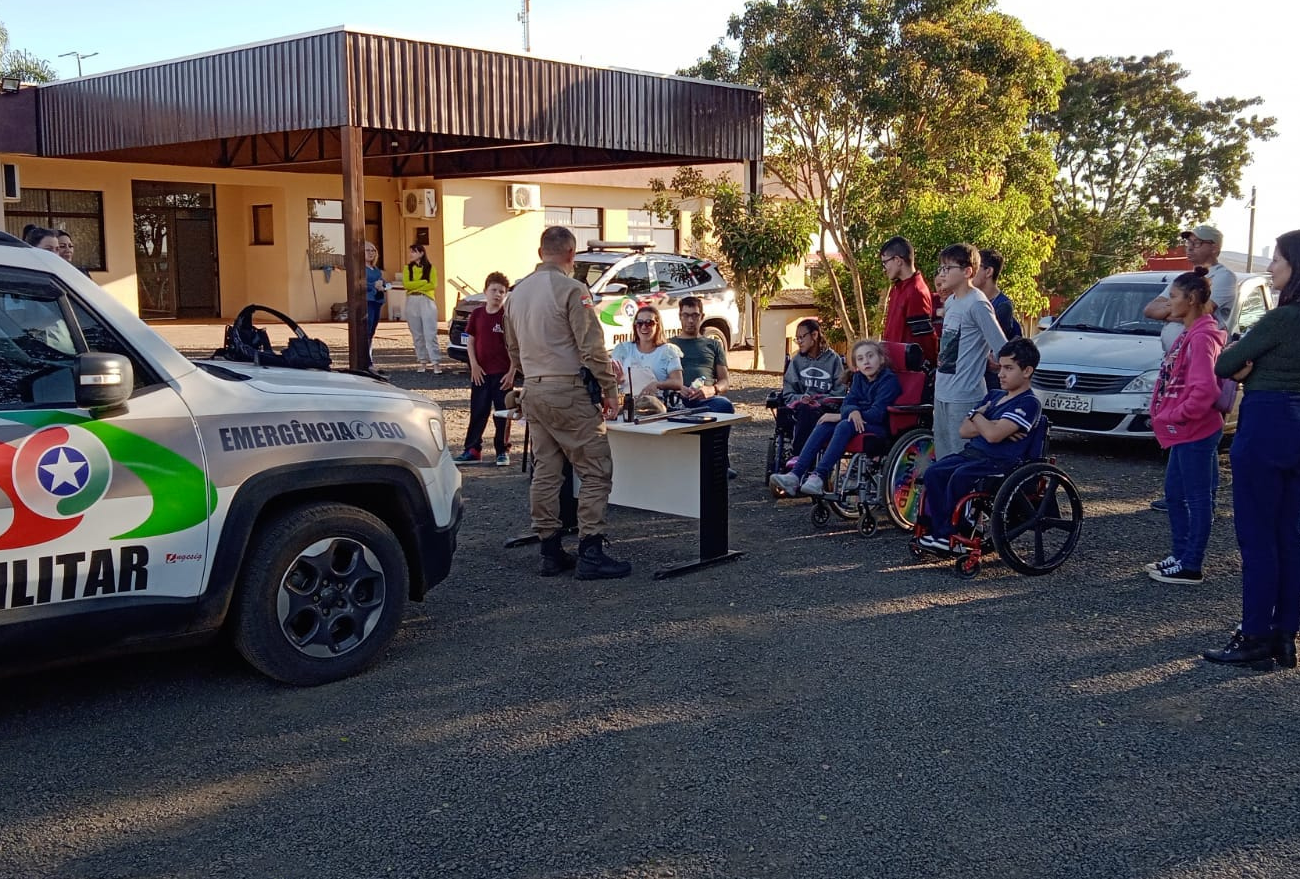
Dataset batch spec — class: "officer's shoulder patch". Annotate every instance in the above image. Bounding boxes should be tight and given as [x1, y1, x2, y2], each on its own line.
[580, 294, 593, 308]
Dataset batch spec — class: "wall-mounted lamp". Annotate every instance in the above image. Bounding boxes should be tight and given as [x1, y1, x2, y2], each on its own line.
[0, 77, 22, 94]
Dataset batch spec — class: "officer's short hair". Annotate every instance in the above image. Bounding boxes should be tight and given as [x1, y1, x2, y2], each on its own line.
[540, 226, 576, 256]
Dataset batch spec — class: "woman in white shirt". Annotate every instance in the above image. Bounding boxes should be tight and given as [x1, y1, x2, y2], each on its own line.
[610, 305, 684, 399]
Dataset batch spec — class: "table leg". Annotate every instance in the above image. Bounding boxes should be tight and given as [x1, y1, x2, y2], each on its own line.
[654, 425, 743, 579]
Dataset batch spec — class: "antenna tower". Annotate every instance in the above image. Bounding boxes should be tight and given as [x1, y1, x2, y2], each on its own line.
[518, 1, 532, 53]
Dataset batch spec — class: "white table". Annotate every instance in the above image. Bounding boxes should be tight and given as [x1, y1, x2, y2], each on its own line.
[607, 411, 751, 579]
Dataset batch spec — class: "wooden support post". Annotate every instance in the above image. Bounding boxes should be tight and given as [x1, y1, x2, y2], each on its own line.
[341, 124, 368, 371]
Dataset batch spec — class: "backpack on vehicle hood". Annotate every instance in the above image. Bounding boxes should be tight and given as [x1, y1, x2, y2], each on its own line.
[217, 304, 332, 370]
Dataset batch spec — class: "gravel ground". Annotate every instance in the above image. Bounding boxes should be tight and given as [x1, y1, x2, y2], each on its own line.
[2, 342, 1298, 879]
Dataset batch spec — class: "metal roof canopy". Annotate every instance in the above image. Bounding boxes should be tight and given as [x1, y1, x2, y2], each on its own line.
[28, 28, 765, 368]
[35, 29, 764, 176]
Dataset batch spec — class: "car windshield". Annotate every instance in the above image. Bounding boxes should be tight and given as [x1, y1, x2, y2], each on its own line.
[1053, 280, 1167, 336]
[573, 259, 616, 289]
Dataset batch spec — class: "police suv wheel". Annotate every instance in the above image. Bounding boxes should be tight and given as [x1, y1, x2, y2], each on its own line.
[233, 502, 407, 686]
[703, 325, 729, 349]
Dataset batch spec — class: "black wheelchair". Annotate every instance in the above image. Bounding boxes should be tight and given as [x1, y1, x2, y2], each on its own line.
[907, 417, 1085, 578]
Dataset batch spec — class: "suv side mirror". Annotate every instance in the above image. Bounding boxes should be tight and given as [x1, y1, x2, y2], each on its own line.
[75, 352, 133, 413]
[1037, 315, 1054, 331]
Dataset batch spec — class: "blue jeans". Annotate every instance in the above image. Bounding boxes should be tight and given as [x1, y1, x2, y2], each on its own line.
[922, 452, 1004, 538]
[1232, 392, 1300, 638]
[792, 419, 887, 480]
[365, 299, 382, 366]
[696, 395, 735, 414]
[1164, 430, 1221, 571]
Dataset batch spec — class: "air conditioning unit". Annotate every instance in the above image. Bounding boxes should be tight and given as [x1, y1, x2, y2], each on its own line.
[401, 188, 437, 219]
[507, 183, 542, 212]
[2, 163, 19, 202]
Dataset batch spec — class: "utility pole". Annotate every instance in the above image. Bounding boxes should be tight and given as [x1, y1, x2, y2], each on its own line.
[518, 0, 531, 53]
[1245, 186, 1258, 272]
[58, 51, 98, 77]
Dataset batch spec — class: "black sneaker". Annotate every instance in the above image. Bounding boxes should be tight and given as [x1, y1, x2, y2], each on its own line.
[1150, 498, 1168, 512]
[1148, 562, 1202, 585]
[574, 534, 632, 580]
[1144, 555, 1177, 574]
[1204, 630, 1275, 669]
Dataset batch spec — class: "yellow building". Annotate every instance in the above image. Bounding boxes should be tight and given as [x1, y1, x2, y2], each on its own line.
[0, 28, 774, 367]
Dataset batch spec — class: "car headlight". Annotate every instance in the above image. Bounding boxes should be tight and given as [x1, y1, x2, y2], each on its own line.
[428, 417, 446, 452]
[1123, 369, 1160, 395]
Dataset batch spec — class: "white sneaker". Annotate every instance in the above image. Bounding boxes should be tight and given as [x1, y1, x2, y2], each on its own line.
[432, 365, 443, 375]
[769, 472, 800, 497]
[799, 473, 825, 496]
[416, 363, 427, 373]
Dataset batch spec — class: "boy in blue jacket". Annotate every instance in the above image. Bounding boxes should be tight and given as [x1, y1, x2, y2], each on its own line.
[770, 340, 902, 497]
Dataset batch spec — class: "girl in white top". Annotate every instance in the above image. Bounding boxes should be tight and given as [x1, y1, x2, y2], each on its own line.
[610, 305, 684, 398]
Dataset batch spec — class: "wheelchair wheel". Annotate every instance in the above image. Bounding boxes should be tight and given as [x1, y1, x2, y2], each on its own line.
[811, 502, 831, 527]
[857, 513, 878, 538]
[765, 438, 782, 497]
[990, 462, 1084, 575]
[825, 455, 862, 521]
[882, 428, 935, 531]
[955, 554, 981, 579]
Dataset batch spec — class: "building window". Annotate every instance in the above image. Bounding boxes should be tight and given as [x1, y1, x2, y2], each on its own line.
[3, 188, 106, 271]
[627, 209, 677, 253]
[545, 206, 601, 248]
[306, 199, 382, 268]
[251, 204, 274, 245]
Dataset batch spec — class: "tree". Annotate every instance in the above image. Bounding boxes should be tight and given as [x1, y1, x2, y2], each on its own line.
[683, 0, 1063, 339]
[647, 168, 815, 368]
[0, 23, 57, 83]
[1040, 52, 1275, 300]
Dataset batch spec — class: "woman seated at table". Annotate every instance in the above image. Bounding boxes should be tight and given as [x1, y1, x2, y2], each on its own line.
[611, 305, 685, 401]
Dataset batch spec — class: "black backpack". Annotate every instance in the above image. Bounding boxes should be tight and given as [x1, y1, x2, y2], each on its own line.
[217, 305, 332, 370]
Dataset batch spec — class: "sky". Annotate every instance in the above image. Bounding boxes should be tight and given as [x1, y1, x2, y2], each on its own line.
[4, 0, 1295, 257]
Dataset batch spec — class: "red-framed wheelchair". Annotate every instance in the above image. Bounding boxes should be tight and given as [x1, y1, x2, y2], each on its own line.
[906, 417, 1084, 578]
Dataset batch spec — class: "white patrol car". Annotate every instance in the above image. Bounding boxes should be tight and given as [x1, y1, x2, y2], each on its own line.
[447, 241, 742, 361]
[0, 232, 462, 685]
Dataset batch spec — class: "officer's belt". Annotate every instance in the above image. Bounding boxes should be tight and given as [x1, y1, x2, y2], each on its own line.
[526, 375, 584, 385]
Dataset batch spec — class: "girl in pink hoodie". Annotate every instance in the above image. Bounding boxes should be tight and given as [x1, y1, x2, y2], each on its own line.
[1146, 267, 1226, 584]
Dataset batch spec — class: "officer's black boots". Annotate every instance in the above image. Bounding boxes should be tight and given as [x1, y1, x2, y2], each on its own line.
[574, 534, 632, 580]
[538, 532, 576, 577]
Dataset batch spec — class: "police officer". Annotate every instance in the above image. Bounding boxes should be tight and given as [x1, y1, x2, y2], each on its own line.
[503, 226, 632, 579]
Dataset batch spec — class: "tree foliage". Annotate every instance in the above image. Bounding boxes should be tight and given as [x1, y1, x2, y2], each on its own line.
[647, 168, 815, 368]
[683, 0, 1063, 338]
[0, 23, 57, 83]
[1040, 51, 1276, 299]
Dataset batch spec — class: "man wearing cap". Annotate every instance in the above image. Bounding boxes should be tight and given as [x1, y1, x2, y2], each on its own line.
[1143, 224, 1235, 512]
[1144, 225, 1235, 351]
